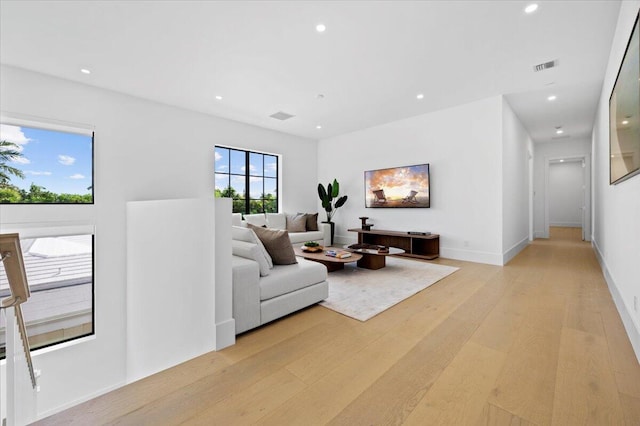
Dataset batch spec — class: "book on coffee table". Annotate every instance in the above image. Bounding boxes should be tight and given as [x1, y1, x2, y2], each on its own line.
[325, 250, 352, 259]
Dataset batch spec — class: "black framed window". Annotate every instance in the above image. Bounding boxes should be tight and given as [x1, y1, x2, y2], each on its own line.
[0, 233, 94, 359]
[0, 123, 94, 204]
[214, 146, 278, 214]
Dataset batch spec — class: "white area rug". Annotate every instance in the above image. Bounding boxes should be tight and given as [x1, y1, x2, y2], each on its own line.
[320, 256, 459, 321]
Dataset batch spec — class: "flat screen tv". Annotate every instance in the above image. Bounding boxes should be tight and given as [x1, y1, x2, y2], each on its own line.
[365, 163, 430, 208]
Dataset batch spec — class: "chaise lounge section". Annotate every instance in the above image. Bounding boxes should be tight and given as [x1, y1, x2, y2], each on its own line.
[231, 224, 328, 334]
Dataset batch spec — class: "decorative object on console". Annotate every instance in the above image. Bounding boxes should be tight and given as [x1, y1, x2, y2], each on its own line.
[609, 11, 640, 185]
[359, 216, 373, 231]
[365, 164, 430, 208]
[318, 178, 348, 245]
[302, 241, 323, 253]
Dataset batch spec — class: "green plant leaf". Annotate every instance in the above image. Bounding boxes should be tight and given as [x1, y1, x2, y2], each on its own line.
[335, 195, 348, 208]
[332, 179, 339, 197]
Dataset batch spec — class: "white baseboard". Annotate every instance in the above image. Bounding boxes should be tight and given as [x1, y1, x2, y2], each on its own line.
[592, 239, 640, 364]
[215, 318, 236, 350]
[36, 381, 125, 421]
[503, 237, 529, 265]
[534, 231, 547, 239]
[440, 247, 502, 266]
[549, 222, 581, 228]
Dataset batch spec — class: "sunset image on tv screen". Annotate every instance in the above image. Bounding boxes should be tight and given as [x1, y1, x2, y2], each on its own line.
[365, 164, 430, 208]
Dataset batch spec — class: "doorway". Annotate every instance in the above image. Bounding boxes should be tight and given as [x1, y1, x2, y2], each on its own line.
[544, 155, 590, 241]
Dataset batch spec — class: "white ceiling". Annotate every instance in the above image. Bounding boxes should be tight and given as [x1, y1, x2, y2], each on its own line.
[0, 1, 621, 142]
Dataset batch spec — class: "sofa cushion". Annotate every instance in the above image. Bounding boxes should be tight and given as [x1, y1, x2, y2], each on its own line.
[231, 213, 243, 227]
[288, 230, 325, 245]
[266, 213, 286, 230]
[232, 226, 273, 268]
[232, 240, 270, 277]
[259, 259, 328, 301]
[304, 212, 319, 231]
[286, 213, 307, 232]
[248, 224, 297, 265]
[244, 213, 267, 227]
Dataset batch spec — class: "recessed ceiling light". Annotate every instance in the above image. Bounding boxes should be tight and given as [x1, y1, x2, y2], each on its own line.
[416, 93, 424, 100]
[524, 3, 538, 14]
[547, 95, 557, 101]
[611, 154, 615, 158]
[316, 125, 322, 129]
[80, 68, 91, 74]
[215, 95, 223, 100]
[556, 129, 564, 134]
[560, 159, 564, 163]
[316, 23, 326, 33]
[622, 120, 629, 125]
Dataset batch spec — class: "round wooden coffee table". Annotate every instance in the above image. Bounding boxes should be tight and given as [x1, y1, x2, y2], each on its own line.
[293, 246, 362, 272]
[343, 245, 405, 270]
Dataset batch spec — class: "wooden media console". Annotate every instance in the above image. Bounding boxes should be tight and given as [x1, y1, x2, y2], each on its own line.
[347, 228, 440, 260]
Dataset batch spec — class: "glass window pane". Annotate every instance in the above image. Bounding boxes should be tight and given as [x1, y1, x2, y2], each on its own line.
[0, 124, 93, 204]
[249, 177, 263, 199]
[230, 149, 245, 174]
[249, 199, 263, 214]
[264, 178, 277, 198]
[264, 199, 277, 213]
[230, 175, 245, 198]
[214, 173, 229, 196]
[214, 147, 229, 173]
[232, 198, 245, 213]
[0, 234, 94, 359]
[264, 155, 277, 177]
[249, 153, 263, 177]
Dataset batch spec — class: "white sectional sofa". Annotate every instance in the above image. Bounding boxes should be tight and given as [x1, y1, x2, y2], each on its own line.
[230, 216, 329, 334]
[232, 212, 331, 247]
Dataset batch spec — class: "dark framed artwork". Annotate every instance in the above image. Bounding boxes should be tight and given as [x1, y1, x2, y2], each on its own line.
[609, 12, 640, 185]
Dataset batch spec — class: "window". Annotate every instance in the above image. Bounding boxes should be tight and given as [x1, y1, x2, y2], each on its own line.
[0, 123, 94, 204]
[0, 233, 94, 358]
[214, 146, 278, 214]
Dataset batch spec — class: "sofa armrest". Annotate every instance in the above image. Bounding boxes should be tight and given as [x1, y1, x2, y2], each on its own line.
[318, 222, 331, 247]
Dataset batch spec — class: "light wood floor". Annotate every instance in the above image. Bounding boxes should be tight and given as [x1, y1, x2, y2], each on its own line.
[37, 227, 640, 425]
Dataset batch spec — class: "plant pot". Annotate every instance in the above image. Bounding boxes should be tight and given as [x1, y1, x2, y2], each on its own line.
[322, 221, 335, 246]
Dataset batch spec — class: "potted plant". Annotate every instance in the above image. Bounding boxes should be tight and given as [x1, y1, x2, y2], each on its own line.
[318, 178, 348, 245]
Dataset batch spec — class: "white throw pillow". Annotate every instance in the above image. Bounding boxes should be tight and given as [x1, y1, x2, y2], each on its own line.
[231, 213, 242, 227]
[243, 213, 267, 227]
[266, 213, 287, 230]
[232, 240, 270, 276]
[231, 226, 273, 268]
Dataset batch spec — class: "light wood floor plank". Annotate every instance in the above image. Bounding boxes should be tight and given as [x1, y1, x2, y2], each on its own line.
[619, 392, 640, 426]
[403, 341, 506, 425]
[35, 228, 639, 425]
[551, 327, 624, 425]
[475, 402, 537, 426]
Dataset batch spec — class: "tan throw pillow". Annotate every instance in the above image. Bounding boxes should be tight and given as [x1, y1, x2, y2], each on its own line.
[286, 213, 307, 233]
[305, 212, 319, 231]
[248, 224, 298, 265]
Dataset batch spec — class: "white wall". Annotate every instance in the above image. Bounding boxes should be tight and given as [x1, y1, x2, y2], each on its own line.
[0, 65, 319, 416]
[592, 0, 640, 361]
[501, 98, 532, 264]
[318, 96, 505, 265]
[533, 138, 591, 239]
[548, 161, 584, 227]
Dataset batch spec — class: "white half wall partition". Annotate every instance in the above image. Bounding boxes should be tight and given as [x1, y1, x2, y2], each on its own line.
[126, 197, 233, 383]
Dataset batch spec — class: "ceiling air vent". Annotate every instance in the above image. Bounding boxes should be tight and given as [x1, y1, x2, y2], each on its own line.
[269, 111, 295, 121]
[533, 59, 558, 72]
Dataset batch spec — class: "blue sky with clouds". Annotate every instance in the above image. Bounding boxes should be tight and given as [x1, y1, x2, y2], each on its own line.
[1, 124, 92, 194]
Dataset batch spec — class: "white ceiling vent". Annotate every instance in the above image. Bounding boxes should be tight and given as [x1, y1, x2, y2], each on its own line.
[533, 59, 558, 72]
[269, 111, 295, 121]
